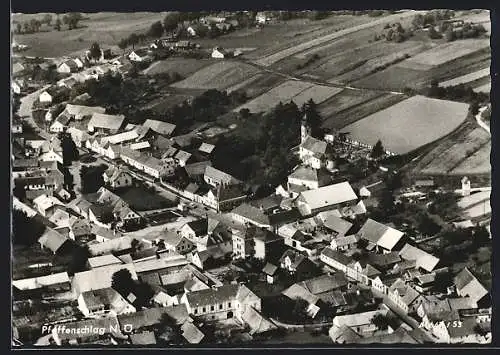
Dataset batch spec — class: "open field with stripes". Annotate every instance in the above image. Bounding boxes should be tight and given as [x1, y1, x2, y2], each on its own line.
[341, 95, 470, 154]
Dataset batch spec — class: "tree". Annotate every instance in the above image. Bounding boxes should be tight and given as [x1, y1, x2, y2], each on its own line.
[131, 238, 141, 253]
[43, 14, 53, 26]
[111, 269, 135, 296]
[444, 28, 456, 42]
[379, 188, 395, 214]
[417, 212, 442, 237]
[60, 132, 79, 166]
[89, 42, 102, 62]
[303, 99, 323, 138]
[473, 225, 490, 247]
[370, 140, 385, 159]
[16, 23, 22, 34]
[12, 210, 46, 246]
[428, 26, 442, 39]
[30, 19, 42, 32]
[80, 164, 106, 193]
[372, 314, 389, 330]
[163, 13, 181, 32]
[292, 298, 309, 322]
[63, 12, 82, 30]
[118, 38, 129, 53]
[67, 244, 90, 276]
[54, 17, 62, 31]
[128, 33, 139, 50]
[148, 21, 164, 38]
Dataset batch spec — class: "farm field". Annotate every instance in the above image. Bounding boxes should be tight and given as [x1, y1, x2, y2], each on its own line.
[319, 89, 384, 125]
[12, 12, 167, 57]
[226, 73, 265, 94]
[474, 82, 491, 94]
[353, 47, 490, 91]
[235, 73, 285, 99]
[170, 61, 260, 90]
[143, 58, 213, 77]
[342, 95, 469, 154]
[440, 67, 490, 87]
[449, 143, 491, 175]
[458, 190, 490, 210]
[246, 14, 386, 60]
[254, 10, 422, 66]
[415, 125, 490, 175]
[234, 80, 313, 113]
[330, 44, 428, 84]
[398, 39, 490, 68]
[143, 93, 193, 113]
[234, 80, 342, 113]
[464, 200, 491, 219]
[328, 93, 407, 129]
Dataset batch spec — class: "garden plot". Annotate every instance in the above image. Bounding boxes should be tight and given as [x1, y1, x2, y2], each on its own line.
[234, 80, 313, 113]
[449, 143, 491, 175]
[342, 95, 469, 154]
[143, 58, 212, 77]
[397, 39, 490, 68]
[440, 68, 490, 87]
[171, 61, 260, 90]
[419, 127, 490, 175]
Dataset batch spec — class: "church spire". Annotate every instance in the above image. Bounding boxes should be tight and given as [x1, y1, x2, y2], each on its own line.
[301, 112, 310, 144]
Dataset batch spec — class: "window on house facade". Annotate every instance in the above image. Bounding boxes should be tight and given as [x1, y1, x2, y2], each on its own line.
[211, 305, 214, 311]
[228, 302, 231, 308]
[202, 307, 206, 313]
[194, 309, 198, 314]
[219, 304, 223, 310]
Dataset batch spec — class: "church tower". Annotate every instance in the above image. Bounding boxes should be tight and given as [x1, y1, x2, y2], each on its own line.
[301, 113, 310, 144]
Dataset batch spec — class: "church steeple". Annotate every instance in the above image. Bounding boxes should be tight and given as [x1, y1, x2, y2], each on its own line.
[301, 112, 310, 144]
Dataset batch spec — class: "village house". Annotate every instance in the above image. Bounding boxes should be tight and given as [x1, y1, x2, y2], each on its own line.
[279, 249, 319, 280]
[357, 219, 406, 254]
[78, 287, 136, 317]
[13, 272, 71, 296]
[262, 263, 279, 284]
[398, 243, 440, 273]
[33, 194, 64, 217]
[38, 228, 72, 255]
[161, 232, 197, 255]
[453, 268, 489, 307]
[67, 126, 92, 148]
[204, 166, 240, 187]
[331, 235, 360, 252]
[72, 263, 138, 296]
[142, 119, 176, 137]
[287, 165, 332, 195]
[103, 166, 134, 189]
[87, 113, 126, 134]
[57, 59, 81, 74]
[295, 181, 358, 217]
[180, 283, 261, 322]
[211, 47, 229, 59]
[330, 309, 393, 340]
[39, 91, 53, 105]
[231, 226, 256, 260]
[388, 278, 426, 314]
[51, 316, 122, 346]
[231, 203, 272, 230]
[432, 317, 487, 344]
[87, 254, 123, 269]
[253, 228, 284, 261]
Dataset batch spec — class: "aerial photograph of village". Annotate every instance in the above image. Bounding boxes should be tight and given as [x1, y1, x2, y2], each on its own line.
[11, 9, 492, 347]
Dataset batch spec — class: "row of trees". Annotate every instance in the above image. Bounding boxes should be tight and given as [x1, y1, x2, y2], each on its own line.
[411, 10, 455, 29]
[14, 13, 82, 34]
[427, 81, 489, 112]
[376, 22, 413, 43]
